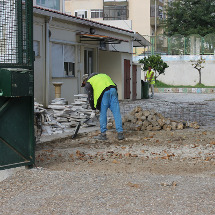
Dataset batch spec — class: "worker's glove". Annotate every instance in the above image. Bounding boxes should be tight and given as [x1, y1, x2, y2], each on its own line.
[90, 110, 96, 118]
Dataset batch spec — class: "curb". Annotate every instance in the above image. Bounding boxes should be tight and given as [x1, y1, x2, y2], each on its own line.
[155, 88, 215, 94]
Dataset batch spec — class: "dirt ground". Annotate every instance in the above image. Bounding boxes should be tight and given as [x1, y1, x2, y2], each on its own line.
[35, 127, 215, 176]
[1, 93, 215, 214]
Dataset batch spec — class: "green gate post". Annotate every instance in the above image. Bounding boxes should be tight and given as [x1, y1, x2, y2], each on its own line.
[0, 0, 34, 170]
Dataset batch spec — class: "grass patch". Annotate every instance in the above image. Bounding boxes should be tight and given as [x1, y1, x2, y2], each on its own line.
[155, 80, 215, 88]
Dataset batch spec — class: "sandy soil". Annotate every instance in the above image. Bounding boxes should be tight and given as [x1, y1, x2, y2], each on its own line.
[35, 127, 215, 176]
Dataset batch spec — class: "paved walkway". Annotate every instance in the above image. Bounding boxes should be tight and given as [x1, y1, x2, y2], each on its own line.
[118, 93, 215, 127]
[40, 92, 215, 144]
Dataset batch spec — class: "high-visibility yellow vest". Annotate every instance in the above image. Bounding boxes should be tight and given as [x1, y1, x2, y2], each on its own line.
[87, 74, 116, 108]
[146, 70, 155, 84]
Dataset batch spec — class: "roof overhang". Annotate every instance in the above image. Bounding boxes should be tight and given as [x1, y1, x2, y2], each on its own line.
[33, 7, 134, 37]
[133, 32, 151, 47]
[77, 33, 129, 44]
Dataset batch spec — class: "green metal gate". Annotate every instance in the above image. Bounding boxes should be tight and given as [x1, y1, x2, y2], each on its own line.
[0, 0, 34, 170]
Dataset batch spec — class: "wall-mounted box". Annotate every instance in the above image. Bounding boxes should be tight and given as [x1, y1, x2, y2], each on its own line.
[0, 68, 33, 97]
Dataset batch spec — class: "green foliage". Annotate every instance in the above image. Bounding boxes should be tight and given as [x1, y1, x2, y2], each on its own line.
[155, 80, 213, 88]
[194, 83, 206, 88]
[154, 80, 171, 88]
[163, 0, 215, 37]
[138, 55, 169, 79]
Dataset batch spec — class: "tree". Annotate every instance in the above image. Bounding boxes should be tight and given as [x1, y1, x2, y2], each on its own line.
[163, 0, 215, 37]
[138, 55, 169, 80]
[190, 56, 205, 85]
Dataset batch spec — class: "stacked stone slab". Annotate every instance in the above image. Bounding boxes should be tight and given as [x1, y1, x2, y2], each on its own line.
[107, 106, 200, 131]
[34, 94, 96, 137]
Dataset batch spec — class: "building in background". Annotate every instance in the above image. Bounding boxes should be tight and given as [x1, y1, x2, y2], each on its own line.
[65, 0, 172, 55]
[32, 5, 150, 106]
[33, 0, 65, 12]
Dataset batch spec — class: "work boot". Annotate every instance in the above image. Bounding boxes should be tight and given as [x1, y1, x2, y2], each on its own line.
[117, 132, 124, 140]
[94, 133, 107, 140]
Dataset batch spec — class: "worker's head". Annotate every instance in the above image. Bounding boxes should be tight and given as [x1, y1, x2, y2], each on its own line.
[81, 74, 89, 87]
[148, 65, 152, 71]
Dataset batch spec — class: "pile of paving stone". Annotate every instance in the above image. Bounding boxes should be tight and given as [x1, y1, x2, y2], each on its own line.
[107, 106, 200, 131]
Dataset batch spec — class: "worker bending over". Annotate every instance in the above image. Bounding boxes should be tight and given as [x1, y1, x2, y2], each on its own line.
[81, 73, 124, 141]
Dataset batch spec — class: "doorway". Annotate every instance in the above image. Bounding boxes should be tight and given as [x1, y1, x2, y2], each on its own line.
[124, 59, 130, 99]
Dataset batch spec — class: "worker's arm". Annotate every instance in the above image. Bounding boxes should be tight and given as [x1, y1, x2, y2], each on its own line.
[85, 82, 96, 110]
[149, 72, 154, 82]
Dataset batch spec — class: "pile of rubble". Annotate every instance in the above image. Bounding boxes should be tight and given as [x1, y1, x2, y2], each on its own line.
[107, 106, 200, 131]
[34, 94, 95, 137]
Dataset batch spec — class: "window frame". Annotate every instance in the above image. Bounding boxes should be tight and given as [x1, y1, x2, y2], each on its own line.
[91, 9, 103, 18]
[52, 43, 76, 78]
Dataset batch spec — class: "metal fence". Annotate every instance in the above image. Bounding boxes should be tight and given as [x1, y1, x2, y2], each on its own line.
[0, 0, 33, 68]
[146, 33, 215, 56]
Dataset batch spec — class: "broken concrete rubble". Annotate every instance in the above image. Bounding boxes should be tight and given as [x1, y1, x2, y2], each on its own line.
[34, 94, 96, 139]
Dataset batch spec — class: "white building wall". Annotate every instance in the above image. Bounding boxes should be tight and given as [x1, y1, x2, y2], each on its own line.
[99, 51, 122, 98]
[135, 55, 215, 86]
[99, 51, 132, 100]
[33, 9, 135, 106]
[33, 17, 46, 104]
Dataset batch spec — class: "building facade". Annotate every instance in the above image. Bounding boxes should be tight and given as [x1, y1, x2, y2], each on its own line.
[33, 0, 65, 12]
[33, 6, 149, 106]
[65, 0, 171, 55]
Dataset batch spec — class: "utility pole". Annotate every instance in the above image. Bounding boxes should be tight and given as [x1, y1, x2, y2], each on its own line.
[155, 0, 157, 37]
[155, 0, 157, 52]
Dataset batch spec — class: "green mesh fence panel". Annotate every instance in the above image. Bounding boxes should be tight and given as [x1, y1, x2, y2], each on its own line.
[155, 34, 168, 54]
[203, 33, 215, 55]
[185, 34, 202, 55]
[0, 0, 33, 68]
[146, 33, 215, 56]
[168, 34, 185, 55]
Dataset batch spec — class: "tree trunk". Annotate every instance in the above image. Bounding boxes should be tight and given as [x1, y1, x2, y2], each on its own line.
[198, 69, 201, 84]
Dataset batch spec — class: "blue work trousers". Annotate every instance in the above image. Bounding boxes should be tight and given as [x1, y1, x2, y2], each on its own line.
[100, 88, 123, 133]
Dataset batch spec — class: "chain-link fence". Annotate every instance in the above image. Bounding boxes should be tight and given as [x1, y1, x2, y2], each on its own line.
[145, 33, 215, 56]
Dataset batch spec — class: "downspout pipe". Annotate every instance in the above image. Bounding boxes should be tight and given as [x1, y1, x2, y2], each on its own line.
[45, 16, 52, 107]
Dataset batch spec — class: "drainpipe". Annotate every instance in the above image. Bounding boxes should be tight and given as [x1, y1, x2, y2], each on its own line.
[61, 0, 65, 13]
[45, 16, 52, 107]
[155, 0, 157, 52]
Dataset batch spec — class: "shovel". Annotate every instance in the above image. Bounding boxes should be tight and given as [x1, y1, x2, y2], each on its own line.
[72, 118, 91, 139]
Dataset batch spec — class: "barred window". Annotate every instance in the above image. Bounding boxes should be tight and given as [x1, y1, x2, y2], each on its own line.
[36, 0, 60, 11]
[91, 9, 103, 18]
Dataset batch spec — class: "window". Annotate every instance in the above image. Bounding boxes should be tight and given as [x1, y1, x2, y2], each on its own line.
[75, 10, 87, 19]
[36, 0, 60, 11]
[103, 5, 128, 20]
[52, 43, 75, 77]
[64, 62, 75, 76]
[159, 6, 164, 19]
[91, 9, 103, 18]
[84, 49, 93, 75]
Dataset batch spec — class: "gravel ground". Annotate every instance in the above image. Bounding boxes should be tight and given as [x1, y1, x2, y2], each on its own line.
[0, 167, 215, 215]
[1, 93, 215, 215]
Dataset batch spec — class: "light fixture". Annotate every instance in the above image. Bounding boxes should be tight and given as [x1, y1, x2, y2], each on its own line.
[90, 27, 96, 34]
